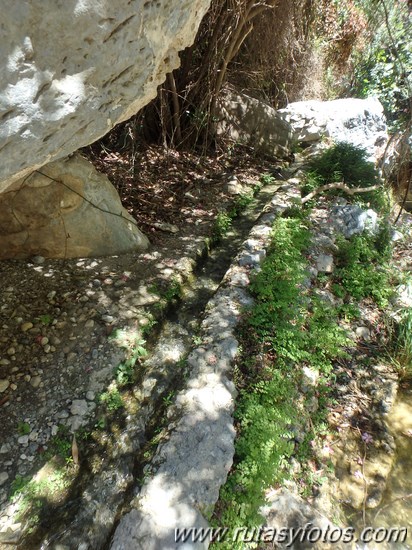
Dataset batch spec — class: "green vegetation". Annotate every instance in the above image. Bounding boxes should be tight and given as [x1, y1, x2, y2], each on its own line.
[43, 425, 72, 461]
[334, 232, 393, 307]
[162, 279, 182, 302]
[303, 142, 388, 211]
[213, 194, 397, 545]
[391, 307, 412, 379]
[213, 212, 350, 545]
[99, 385, 124, 412]
[148, 278, 182, 304]
[17, 422, 31, 436]
[308, 142, 378, 188]
[259, 173, 275, 186]
[109, 329, 148, 387]
[9, 467, 71, 527]
[212, 212, 233, 240]
[212, 191, 255, 241]
[39, 314, 53, 326]
[350, 0, 411, 129]
[317, 0, 411, 130]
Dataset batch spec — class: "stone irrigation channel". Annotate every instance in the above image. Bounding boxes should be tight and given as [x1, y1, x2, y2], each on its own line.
[0, 173, 302, 550]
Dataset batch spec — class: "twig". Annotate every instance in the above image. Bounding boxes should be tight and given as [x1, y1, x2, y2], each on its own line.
[357, 427, 368, 529]
[301, 182, 381, 204]
[374, 492, 412, 521]
[167, 72, 182, 145]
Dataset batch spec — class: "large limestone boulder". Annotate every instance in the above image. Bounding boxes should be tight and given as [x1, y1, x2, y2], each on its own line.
[217, 90, 293, 157]
[0, 0, 211, 192]
[278, 98, 388, 160]
[0, 154, 149, 259]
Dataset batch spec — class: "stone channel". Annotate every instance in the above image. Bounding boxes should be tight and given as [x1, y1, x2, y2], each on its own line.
[10, 176, 300, 549]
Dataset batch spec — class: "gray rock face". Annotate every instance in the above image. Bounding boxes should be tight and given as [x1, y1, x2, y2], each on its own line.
[330, 204, 378, 238]
[278, 98, 387, 160]
[0, 0, 211, 192]
[217, 91, 293, 157]
[0, 154, 149, 259]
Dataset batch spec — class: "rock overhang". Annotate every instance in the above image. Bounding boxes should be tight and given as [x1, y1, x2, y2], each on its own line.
[0, 0, 212, 192]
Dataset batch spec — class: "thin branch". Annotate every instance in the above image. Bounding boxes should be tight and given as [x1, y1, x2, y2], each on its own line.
[301, 182, 381, 204]
[167, 72, 182, 145]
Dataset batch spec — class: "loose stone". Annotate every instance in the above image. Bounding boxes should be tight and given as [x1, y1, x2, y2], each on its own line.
[0, 380, 10, 393]
[17, 435, 29, 446]
[0, 472, 9, 486]
[70, 400, 89, 416]
[315, 253, 334, 273]
[30, 376, 42, 388]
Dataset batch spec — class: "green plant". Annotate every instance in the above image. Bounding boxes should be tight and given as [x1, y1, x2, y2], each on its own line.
[17, 422, 31, 436]
[43, 426, 72, 461]
[9, 475, 30, 500]
[110, 331, 148, 386]
[99, 386, 123, 411]
[140, 316, 157, 337]
[192, 335, 203, 346]
[9, 468, 71, 521]
[212, 211, 232, 240]
[39, 314, 53, 326]
[334, 233, 393, 307]
[95, 418, 106, 430]
[162, 390, 176, 407]
[163, 279, 182, 302]
[391, 308, 412, 379]
[231, 192, 254, 214]
[260, 173, 275, 185]
[309, 142, 378, 187]
[115, 362, 135, 387]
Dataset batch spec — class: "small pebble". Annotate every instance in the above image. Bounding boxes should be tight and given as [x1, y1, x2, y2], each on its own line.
[0, 379, 10, 393]
[30, 376, 42, 388]
[0, 472, 9, 486]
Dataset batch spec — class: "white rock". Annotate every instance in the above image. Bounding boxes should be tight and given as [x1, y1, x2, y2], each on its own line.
[17, 435, 29, 446]
[0, 154, 150, 259]
[238, 250, 266, 267]
[301, 366, 319, 391]
[356, 326, 371, 340]
[0, 0, 211, 192]
[315, 253, 334, 273]
[278, 97, 387, 161]
[70, 399, 89, 416]
[391, 230, 403, 242]
[0, 379, 10, 393]
[86, 391, 95, 401]
[396, 283, 412, 308]
[225, 178, 244, 195]
[29, 430, 39, 442]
